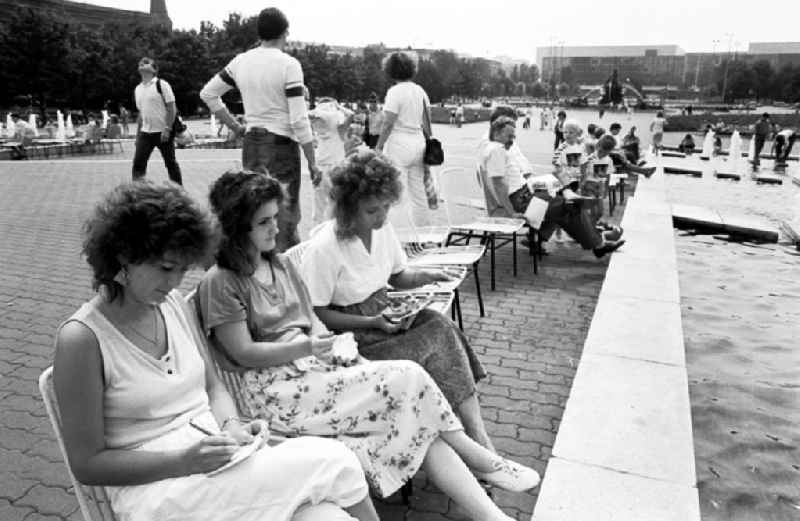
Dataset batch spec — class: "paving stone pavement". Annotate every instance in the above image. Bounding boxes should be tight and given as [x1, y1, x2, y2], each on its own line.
[0, 129, 627, 521]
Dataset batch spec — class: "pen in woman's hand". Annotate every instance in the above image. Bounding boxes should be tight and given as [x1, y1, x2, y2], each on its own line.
[189, 420, 215, 436]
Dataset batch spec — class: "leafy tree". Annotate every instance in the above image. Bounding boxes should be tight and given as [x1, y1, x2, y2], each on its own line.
[0, 8, 72, 114]
[0, 7, 595, 114]
[751, 60, 774, 101]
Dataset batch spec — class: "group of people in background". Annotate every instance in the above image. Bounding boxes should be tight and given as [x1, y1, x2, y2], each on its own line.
[44, 6, 800, 520]
[752, 112, 797, 168]
[54, 7, 546, 521]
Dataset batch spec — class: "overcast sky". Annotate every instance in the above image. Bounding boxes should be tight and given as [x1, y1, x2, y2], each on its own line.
[86, 1, 799, 60]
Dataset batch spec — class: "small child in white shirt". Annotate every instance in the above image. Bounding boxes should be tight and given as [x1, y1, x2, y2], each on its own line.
[552, 119, 588, 190]
[309, 99, 353, 226]
[551, 119, 587, 242]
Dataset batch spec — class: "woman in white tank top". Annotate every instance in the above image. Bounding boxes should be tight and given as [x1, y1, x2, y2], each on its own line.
[52, 181, 378, 521]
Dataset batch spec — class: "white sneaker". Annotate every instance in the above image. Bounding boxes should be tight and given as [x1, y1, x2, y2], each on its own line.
[475, 458, 541, 492]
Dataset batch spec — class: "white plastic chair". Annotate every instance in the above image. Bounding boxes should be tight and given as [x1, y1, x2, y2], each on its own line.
[439, 166, 534, 284]
[39, 367, 118, 521]
[284, 241, 310, 267]
[182, 291, 419, 504]
[183, 290, 251, 416]
[40, 316, 363, 520]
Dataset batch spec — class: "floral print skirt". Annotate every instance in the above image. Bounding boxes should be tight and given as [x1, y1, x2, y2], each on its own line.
[241, 359, 462, 498]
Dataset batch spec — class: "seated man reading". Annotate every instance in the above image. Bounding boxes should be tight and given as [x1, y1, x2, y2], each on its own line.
[478, 108, 624, 259]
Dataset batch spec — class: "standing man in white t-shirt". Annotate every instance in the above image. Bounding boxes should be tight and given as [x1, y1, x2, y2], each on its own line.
[200, 7, 318, 251]
[455, 103, 464, 128]
[132, 57, 182, 184]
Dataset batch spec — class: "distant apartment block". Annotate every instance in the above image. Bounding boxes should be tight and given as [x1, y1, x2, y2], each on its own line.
[537, 43, 800, 89]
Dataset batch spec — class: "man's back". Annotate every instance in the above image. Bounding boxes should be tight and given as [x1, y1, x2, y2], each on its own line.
[754, 119, 771, 137]
[225, 47, 303, 138]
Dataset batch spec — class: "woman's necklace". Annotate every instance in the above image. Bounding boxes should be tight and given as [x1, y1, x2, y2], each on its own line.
[128, 309, 160, 346]
[115, 305, 161, 347]
[256, 257, 280, 299]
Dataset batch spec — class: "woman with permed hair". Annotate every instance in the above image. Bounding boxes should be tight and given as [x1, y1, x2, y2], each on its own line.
[375, 51, 436, 228]
[197, 170, 538, 520]
[298, 151, 539, 482]
[53, 181, 379, 521]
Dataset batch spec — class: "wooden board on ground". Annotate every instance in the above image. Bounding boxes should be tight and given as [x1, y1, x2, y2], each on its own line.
[780, 221, 800, 247]
[714, 170, 741, 181]
[661, 151, 686, 158]
[753, 173, 784, 185]
[718, 212, 780, 242]
[671, 204, 724, 231]
[664, 166, 703, 177]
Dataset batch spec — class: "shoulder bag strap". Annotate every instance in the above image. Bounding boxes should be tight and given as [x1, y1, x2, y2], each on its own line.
[421, 93, 432, 139]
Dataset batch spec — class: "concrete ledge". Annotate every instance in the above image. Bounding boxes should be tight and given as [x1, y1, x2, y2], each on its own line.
[533, 458, 701, 521]
[599, 253, 680, 304]
[532, 162, 699, 521]
[584, 295, 685, 367]
[552, 353, 695, 485]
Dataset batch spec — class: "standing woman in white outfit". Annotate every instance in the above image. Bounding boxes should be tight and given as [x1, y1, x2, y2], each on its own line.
[52, 181, 378, 521]
[376, 52, 433, 228]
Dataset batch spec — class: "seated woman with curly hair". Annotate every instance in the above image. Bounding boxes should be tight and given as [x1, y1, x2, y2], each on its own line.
[52, 181, 378, 521]
[197, 171, 539, 521]
[299, 150, 510, 454]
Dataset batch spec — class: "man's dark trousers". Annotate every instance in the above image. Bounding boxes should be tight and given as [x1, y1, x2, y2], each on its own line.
[242, 128, 302, 252]
[132, 131, 183, 184]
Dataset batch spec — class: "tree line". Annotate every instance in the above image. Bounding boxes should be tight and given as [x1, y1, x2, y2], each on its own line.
[0, 7, 541, 117]
[713, 58, 800, 104]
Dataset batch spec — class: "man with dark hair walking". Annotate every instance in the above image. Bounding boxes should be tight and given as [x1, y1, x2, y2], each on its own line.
[132, 57, 182, 184]
[200, 7, 318, 251]
[363, 93, 382, 149]
[752, 112, 771, 168]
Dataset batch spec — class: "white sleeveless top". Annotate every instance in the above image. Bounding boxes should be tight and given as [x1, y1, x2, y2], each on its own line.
[64, 290, 211, 449]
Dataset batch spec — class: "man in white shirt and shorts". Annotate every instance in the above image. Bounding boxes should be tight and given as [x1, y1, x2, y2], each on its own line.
[200, 7, 319, 251]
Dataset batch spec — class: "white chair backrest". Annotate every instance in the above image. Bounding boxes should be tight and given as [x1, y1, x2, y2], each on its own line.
[284, 241, 310, 267]
[38, 367, 118, 521]
[183, 290, 250, 417]
[437, 167, 487, 226]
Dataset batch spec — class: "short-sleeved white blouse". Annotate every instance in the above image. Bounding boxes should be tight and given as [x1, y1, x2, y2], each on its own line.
[300, 220, 408, 307]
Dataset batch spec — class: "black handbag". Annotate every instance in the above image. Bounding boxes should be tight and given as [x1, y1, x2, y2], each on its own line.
[422, 98, 444, 166]
[423, 137, 444, 166]
[156, 79, 187, 135]
[508, 184, 534, 213]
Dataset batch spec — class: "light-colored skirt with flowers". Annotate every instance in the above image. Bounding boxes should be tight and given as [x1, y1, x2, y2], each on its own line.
[241, 359, 462, 497]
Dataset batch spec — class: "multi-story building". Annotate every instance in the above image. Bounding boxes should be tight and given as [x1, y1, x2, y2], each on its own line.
[538, 45, 685, 86]
[746, 42, 800, 70]
[537, 43, 800, 90]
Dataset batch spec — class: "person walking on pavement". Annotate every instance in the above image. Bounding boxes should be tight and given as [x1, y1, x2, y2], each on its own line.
[200, 7, 319, 252]
[363, 93, 382, 149]
[132, 57, 183, 185]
